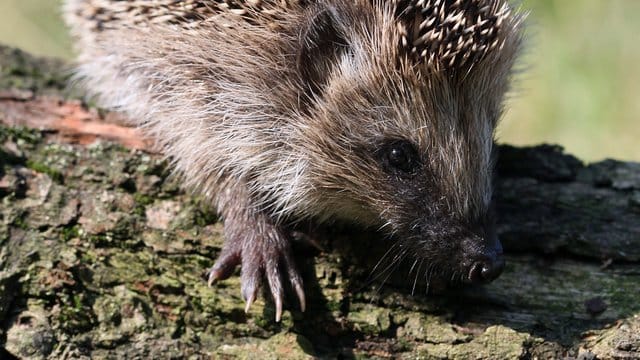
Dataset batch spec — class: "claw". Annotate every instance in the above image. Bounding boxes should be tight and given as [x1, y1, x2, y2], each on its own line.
[244, 291, 256, 314]
[266, 263, 285, 322]
[211, 213, 308, 322]
[274, 295, 283, 322]
[282, 250, 306, 313]
[241, 274, 260, 314]
[294, 282, 306, 313]
[207, 269, 219, 287]
[208, 250, 241, 286]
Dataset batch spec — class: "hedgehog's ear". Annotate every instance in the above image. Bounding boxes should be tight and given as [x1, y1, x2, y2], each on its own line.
[297, 7, 350, 98]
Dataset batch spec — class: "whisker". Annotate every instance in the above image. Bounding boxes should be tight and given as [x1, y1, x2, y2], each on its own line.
[363, 244, 404, 293]
[408, 258, 419, 276]
[424, 264, 434, 295]
[370, 242, 398, 277]
[376, 249, 408, 296]
[411, 259, 424, 296]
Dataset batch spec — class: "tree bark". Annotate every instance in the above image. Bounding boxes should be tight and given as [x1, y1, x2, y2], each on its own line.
[1, 45, 639, 359]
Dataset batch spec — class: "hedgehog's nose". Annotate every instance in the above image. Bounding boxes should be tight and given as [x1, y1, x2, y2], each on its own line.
[467, 253, 505, 284]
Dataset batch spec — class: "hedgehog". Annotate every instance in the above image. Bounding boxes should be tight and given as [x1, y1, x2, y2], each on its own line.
[63, 0, 524, 321]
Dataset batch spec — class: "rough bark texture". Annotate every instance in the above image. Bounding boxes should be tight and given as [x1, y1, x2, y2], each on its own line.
[1, 45, 639, 359]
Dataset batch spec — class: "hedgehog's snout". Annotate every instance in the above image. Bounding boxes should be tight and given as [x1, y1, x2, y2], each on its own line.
[462, 232, 505, 284]
[466, 250, 505, 284]
[410, 215, 505, 284]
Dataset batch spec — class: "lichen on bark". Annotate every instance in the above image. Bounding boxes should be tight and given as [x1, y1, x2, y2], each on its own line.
[1, 45, 639, 359]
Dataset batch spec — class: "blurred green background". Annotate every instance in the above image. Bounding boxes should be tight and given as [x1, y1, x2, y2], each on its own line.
[0, 0, 638, 161]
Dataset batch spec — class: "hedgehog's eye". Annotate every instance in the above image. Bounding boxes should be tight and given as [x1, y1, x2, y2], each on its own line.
[383, 140, 420, 174]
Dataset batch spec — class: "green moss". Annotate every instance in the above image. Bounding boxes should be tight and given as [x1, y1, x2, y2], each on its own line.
[193, 206, 218, 227]
[142, 159, 170, 177]
[60, 225, 81, 242]
[25, 159, 64, 184]
[0, 45, 70, 94]
[325, 300, 341, 312]
[395, 338, 413, 353]
[133, 193, 154, 206]
[56, 303, 96, 335]
[11, 211, 29, 230]
[111, 216, 140, 241]
[347, 305, 392, 335]
[72, 294, 83, 311]
[0, 126, 42, 145]
[87, 233, 114, 247]
[132, 193, 155, 217]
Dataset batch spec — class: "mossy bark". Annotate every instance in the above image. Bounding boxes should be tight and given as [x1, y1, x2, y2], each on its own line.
[1, 45, 639, 359]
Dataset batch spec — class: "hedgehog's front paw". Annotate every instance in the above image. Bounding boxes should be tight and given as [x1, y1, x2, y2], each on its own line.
[207, 230, 305, 322]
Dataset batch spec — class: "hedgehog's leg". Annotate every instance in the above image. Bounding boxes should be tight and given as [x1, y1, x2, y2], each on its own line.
[207, 188, 305, 322]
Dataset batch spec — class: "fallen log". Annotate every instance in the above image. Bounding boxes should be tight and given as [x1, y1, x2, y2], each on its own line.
[1, 45, 638, 359]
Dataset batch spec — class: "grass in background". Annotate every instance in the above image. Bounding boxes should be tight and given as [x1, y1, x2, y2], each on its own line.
[502, 0, 640, 161]
[0, 0, 638, 161]
[0, 0, 71, 59]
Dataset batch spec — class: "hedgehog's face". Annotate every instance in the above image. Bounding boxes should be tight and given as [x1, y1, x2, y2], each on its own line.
[295, 0, 521, 285]
[366, 116, 504, 286]
[307, 75, 505, 286]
